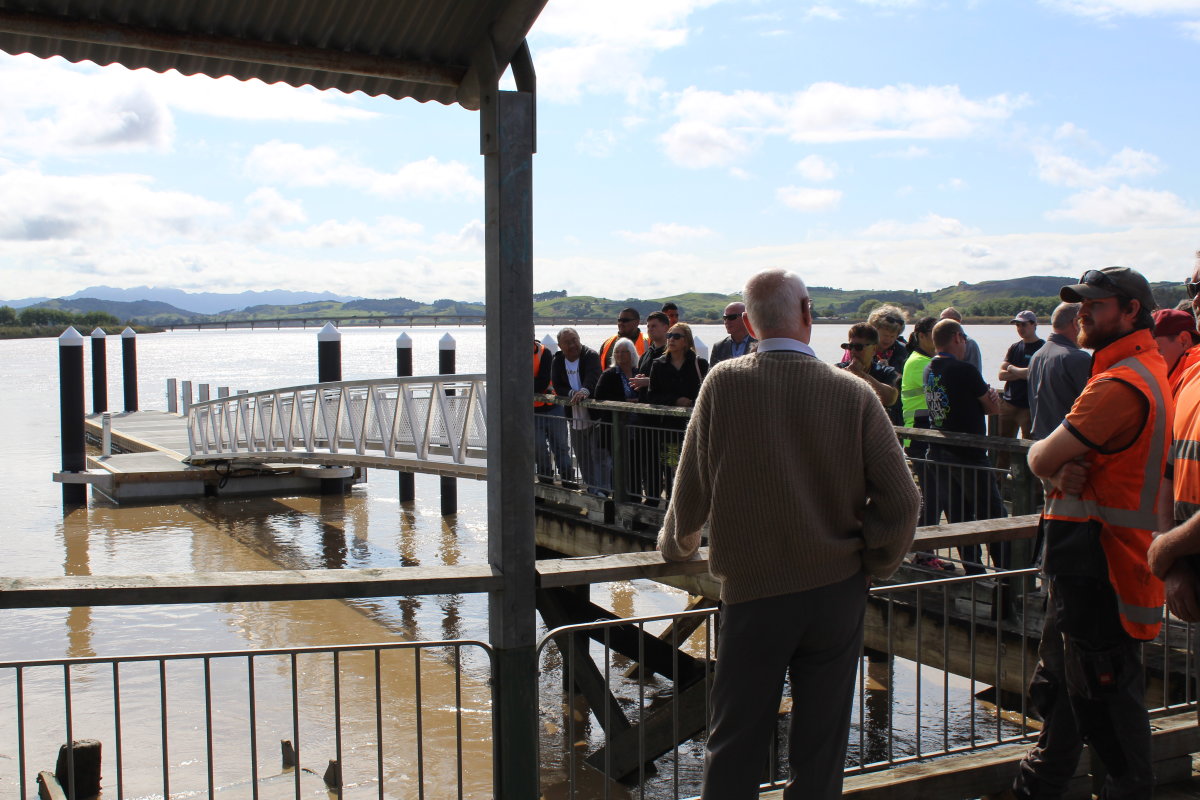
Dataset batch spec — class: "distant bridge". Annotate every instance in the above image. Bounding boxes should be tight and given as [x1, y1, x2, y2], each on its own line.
[164, 315, 599, 331]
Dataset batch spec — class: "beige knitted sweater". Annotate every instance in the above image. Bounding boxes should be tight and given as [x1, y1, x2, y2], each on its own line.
[658, 350, 920, 604]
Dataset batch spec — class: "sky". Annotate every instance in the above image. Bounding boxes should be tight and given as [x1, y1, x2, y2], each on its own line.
[1, 0, 1199, 304]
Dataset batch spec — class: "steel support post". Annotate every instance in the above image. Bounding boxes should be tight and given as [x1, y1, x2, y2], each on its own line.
[90, 328, 107, 414]
[485, 87, 538, 799]
[439, 334, 458, 516]
[397, 333, 415, 502]
[121, 327, 138, 412]
[59, 327, 86, 506]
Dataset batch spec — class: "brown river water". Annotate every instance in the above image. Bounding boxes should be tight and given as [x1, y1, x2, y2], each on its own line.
[0, 324, 1018, 798]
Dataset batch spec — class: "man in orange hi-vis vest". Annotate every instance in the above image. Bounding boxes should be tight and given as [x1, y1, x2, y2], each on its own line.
[994, 268, 1171, 800]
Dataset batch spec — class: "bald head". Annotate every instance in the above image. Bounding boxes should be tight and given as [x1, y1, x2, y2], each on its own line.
[939, 307, 962, 322]
[743, 269, 812, 342]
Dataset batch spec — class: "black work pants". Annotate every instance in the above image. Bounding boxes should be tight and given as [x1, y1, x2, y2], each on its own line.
[1013, 580, 1154, 799]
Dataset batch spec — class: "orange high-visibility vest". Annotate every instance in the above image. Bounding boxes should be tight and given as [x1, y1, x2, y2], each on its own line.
[1172, 368, 1200, 524]
[1043, 328, 1172, 640]
[599, 332, 649, 368]
[1169, 343, 1200, 396]
[533, 342, 553, 408]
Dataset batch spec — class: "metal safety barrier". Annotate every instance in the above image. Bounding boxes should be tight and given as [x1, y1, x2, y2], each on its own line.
[0, 639, 495, 800]
[535, 569, 1198, 800]
[186, 376, 487, 467]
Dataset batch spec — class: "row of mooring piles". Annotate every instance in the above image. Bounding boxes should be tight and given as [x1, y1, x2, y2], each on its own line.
[58, 327, 140, 506]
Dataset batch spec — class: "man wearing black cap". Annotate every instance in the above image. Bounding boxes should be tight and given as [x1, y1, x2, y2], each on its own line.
[997, 267, 1171, 800]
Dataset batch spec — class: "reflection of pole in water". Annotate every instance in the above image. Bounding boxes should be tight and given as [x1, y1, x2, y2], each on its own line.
[317, 493, 347, 569]
[395, 506, 422, 638]
[62, 506, 94, 658]
[862, 648, 893, 765]
[348, 493, 370, 562]
[439, 517, 463, 641]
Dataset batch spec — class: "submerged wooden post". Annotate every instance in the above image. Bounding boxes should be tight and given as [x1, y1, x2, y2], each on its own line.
[439, 332, 457, 516]
[59, 328, 86, 507]
[121, 327, 138, 411]
[89, 328, 107, 414]
[484, 78, 539, 799]
[54, 739, 102, 799]
[397, 333, 415, 502]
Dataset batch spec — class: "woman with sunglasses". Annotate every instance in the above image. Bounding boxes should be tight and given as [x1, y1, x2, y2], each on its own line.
[836, 323, 899, 408]
[647, 323, 709, 501]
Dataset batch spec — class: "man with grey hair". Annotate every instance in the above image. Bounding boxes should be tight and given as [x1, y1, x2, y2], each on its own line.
[1027, 303, 1090, 440]
[659, 268, 919, 799]
[939, 306, 983, 372]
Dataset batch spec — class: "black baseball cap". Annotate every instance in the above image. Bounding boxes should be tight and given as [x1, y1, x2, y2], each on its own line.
[1060, 267, 1157, 311]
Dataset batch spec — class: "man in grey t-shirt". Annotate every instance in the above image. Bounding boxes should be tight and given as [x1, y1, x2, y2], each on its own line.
[1027, 302, 1091, 440]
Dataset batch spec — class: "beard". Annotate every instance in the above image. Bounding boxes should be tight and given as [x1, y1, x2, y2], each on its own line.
[1077, 319, 1120, 351]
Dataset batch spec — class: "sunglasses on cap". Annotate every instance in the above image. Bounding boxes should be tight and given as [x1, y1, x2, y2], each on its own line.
[666, 332, 685, 340]
[841, 342, 872, 351]
[722, 313, 742, 321]
[1186, 278, 1200, 299]
[1079, 269, 1122, 294]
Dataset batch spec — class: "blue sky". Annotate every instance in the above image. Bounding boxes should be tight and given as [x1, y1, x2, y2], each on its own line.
[1, 0, 1199, 303]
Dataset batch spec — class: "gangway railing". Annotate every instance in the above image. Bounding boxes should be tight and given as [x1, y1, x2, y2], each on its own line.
[185, 375, 487, 469]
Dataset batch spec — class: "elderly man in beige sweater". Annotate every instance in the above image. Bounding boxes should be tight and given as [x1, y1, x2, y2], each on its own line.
[659, 268, 920, 799]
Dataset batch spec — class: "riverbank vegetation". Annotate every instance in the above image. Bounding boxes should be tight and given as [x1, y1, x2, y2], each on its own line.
[0, 306, 160, 339]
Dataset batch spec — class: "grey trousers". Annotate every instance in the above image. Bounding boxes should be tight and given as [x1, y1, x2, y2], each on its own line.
[1013, 581, 1154, 799]
[702, 572, 867, 800]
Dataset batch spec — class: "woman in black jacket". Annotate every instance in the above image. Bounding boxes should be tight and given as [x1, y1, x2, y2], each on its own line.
[647, 323, 708, 501]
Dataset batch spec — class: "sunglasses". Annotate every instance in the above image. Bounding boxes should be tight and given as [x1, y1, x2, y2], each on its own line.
[722, 313, 742, 321]
[617, 317, 637, 323]
[841, 342, 872, 351]
[666, 332, 685, 340]
[1080, 269, 1121, 293]
[1186, 278, 1200, 299]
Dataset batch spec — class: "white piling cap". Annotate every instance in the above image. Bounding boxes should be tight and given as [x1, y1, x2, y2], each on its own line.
[439, 332, 456, 350]
[91, 327, 107, 338]
[121, 326, 136, 338]
[396, 332, 412, 348]
[317, 322, 341, 342]
[541, 334, 558, 353]
[59, 326, 84, 346]
[694, 336, 709, 361]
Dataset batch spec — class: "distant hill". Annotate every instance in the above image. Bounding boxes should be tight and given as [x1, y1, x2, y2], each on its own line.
[1, 285, 364, 315]
[7, 275, 1191, 328]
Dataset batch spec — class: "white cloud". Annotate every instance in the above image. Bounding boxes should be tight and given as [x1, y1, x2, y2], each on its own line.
[578, 128, 619, 157]
[1180, 19, 1200, 37]
[0, 168, 228, 242]
[244, 141, 483, 201]
[660, 83, 1023, 167]
[1042, 0, 1200, 19]
[617, 222, 716, 245]
[1034, 145, 1161, 187]
[806, 6, 845, 20]
[245, 188, 307, 228]
[860, 214, 980, 238]
[777, 186, 844, 211]
[1046, 185, 1200, 227]
[795, 155, 839, 181]
[0, 55, 376, 159]
[530, 0, 716, 103]
[879, 145, 931, 159]
[940, 178, 968, 191]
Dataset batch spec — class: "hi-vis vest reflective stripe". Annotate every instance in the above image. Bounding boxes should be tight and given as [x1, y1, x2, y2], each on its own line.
[1172, 371, 1200, 523]
[1043, 329, 1170, 640]
[533, 343, 553, 408]
[599, 333, 648, 367]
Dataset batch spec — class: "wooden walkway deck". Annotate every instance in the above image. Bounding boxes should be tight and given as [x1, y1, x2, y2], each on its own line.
[66, 410, 360, 502]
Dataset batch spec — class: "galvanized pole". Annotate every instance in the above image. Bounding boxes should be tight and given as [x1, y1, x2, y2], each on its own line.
[439, 333, 457, 516]
[59, 327, 87, 506]
[484, 84, 538, 799]
[121, 327, 138, 411]
[397, 333, 415, 503]
[90, 328, 107, 414]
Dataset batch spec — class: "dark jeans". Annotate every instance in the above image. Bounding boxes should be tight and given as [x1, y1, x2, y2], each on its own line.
[702, 573, 866, 799]
[1013, 580, 1153, 799]
[928, 446, 1008, 572]
[906, 441, 947, 527]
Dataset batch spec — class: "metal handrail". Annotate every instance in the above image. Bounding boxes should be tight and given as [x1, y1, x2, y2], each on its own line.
[185, 374, 487, 465]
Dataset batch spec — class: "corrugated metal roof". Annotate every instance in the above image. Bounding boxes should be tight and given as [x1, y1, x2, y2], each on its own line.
[0, 0, 547, 108]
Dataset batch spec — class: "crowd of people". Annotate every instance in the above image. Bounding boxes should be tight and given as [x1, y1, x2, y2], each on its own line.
[531, 255, 1200, 800]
